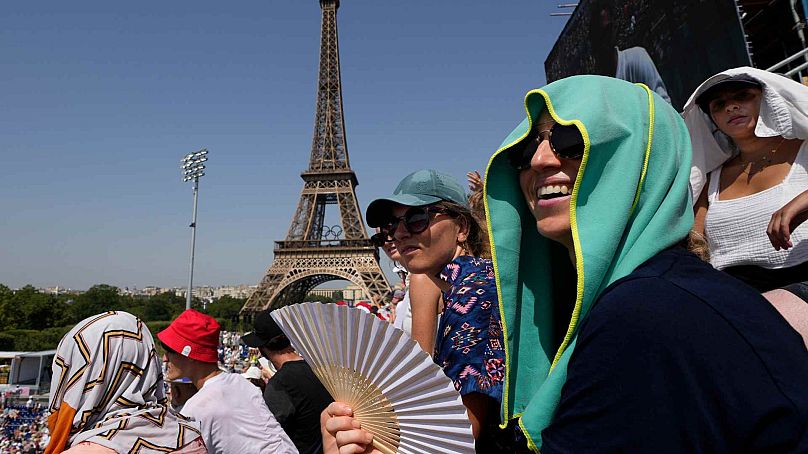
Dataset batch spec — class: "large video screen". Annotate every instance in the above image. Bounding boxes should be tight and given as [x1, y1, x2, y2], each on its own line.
[545, 0, 751, 110]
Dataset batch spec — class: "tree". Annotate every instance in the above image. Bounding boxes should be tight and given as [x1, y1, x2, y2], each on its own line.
[69, 284, 122, 322]
[0, 285, 67, 331]
[145, 292, 186, 321]
[205, 295, 245, 319]
[0, 284, 12, 301]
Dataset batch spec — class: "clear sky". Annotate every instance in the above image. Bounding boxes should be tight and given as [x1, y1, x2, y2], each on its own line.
[1, 1, 569, 290]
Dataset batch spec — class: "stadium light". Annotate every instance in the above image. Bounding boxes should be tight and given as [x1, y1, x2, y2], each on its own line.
[181, 148, 209, 310]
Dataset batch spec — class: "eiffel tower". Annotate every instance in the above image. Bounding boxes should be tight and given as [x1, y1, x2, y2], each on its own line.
[242, 0, 390, 313]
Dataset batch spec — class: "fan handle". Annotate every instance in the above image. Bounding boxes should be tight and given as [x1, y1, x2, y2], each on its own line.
[372, 439, 397, 454]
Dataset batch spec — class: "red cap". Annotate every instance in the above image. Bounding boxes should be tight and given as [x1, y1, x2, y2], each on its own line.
[158, 309, 220, 363]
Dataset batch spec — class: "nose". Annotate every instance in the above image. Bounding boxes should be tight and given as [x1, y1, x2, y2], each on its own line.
[391, 219, 411, 241]
[529, 137, 561, 172]
[725, 100, 740, 112]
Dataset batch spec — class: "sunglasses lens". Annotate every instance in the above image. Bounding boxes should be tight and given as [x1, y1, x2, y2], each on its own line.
[508, 131, 536, 170]
[404, 208, 431, 234]
[550, 124, 585, 159]
[370, 233, 385, 247]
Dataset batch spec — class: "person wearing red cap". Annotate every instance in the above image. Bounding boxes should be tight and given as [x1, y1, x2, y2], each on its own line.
[159, 310, 298, 454]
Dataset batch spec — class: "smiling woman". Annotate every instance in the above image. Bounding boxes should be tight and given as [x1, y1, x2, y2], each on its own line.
[484, 75, 808, 452]
[515, 110, 584, 252]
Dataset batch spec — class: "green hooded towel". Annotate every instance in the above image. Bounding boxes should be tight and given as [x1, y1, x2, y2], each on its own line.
[483, 75, 694, 451]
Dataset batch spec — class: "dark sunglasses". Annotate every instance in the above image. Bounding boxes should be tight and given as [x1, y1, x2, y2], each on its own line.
[370, 231, 393, 248]
[509, 122, 585, 170]
[382, 206, 452, 237]
[160, 342, 178, 355]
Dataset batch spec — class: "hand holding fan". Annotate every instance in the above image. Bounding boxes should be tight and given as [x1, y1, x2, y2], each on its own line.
[271, 302, 476, 454]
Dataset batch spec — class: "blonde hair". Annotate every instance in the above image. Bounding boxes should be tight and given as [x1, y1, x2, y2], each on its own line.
[686, 230, 710, 262]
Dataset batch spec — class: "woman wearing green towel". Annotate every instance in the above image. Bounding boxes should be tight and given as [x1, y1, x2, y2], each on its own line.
[322, 75, 808, 453]
[484, 75, 808, 452]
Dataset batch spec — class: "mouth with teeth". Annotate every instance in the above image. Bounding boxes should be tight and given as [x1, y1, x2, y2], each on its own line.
[538, 184, 572, 200]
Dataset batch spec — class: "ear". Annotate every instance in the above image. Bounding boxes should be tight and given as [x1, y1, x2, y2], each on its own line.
[456, 217, 470, 243]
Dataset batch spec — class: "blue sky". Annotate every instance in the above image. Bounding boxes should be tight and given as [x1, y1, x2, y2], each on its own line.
[1, 1, 568, 290]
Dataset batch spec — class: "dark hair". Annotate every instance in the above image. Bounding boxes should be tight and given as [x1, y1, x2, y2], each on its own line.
[696, 80, 763, 115]
[434, 200, 491, 259]
[266, 334, 291, 351]
[247, 377, 266, 393]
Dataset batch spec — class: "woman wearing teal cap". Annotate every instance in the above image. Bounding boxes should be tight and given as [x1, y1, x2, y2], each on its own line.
[484, 75, 808, 452]
[323, 169, 515, 452]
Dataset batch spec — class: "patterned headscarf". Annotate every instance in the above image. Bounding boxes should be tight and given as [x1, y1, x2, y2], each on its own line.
[46, 311, 202, 453]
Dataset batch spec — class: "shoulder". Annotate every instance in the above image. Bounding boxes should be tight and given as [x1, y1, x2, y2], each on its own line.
[440, 256, 492, 284]
[585, 249, 761, 342]
[63, 443, 116, 454]
[582, 248, 808, 365]
[185, 374, 257, 415]
[269, 361, 305, 384]
[171, 438, 207, 454]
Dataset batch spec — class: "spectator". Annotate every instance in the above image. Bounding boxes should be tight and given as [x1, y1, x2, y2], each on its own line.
[483, 75, 808, 451]
[389, 289, 406, 325]
[45, 311, 205, 454]
[242, 310, 332, 454]
[325, 169, 515, 451]
[687, 68, 808, 292]
[159, 310, 297, 454]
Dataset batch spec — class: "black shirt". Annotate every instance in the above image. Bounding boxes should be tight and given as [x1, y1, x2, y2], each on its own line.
[264, 360, 333, 454]
[542, 248, 808, 453]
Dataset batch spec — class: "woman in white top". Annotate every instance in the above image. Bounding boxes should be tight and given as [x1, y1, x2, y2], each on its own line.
[686, 67, 808, 296]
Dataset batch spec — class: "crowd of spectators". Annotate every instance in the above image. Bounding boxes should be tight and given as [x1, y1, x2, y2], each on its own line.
[1, 400, 49, 453]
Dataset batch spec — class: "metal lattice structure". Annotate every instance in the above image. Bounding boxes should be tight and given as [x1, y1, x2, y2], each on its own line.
[242, 0, 390, 313]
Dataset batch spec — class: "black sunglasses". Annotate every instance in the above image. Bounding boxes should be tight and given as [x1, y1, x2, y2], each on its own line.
[160, 342, 178, 355]
[382, 206, 452, 237]
[370, 231, 392, 248]
[509, 122, 585, 170]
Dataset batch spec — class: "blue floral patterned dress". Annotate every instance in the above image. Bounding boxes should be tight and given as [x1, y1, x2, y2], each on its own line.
[434, 255, 505, 403]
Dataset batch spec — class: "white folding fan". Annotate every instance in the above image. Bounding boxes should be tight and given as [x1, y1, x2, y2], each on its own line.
[271, 302, 476, 454]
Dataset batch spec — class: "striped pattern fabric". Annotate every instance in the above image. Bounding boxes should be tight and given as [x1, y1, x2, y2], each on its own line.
[46, 312, 203, 454]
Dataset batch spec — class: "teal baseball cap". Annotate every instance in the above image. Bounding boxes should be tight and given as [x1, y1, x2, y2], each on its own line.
[366, 169, 469, 227]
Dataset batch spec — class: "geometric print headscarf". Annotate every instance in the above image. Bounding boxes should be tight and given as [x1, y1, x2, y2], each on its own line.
[46, 311, 203, 453]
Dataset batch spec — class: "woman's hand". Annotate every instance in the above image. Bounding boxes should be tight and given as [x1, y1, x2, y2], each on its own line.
[768, 189, 808, 250]
[321, 402, 379, 454]
[467, 171, 483, 193]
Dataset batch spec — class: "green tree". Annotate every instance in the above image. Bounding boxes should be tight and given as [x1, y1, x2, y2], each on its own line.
[69, 284, 122, 322]
[204, 295, 245, 319]
[144, 292, 186, 321]
[0, 285, 67, 331]
[0, 284, 12, 301]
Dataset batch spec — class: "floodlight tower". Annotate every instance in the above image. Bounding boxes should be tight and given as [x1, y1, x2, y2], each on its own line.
[181, 148, 208, 310]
